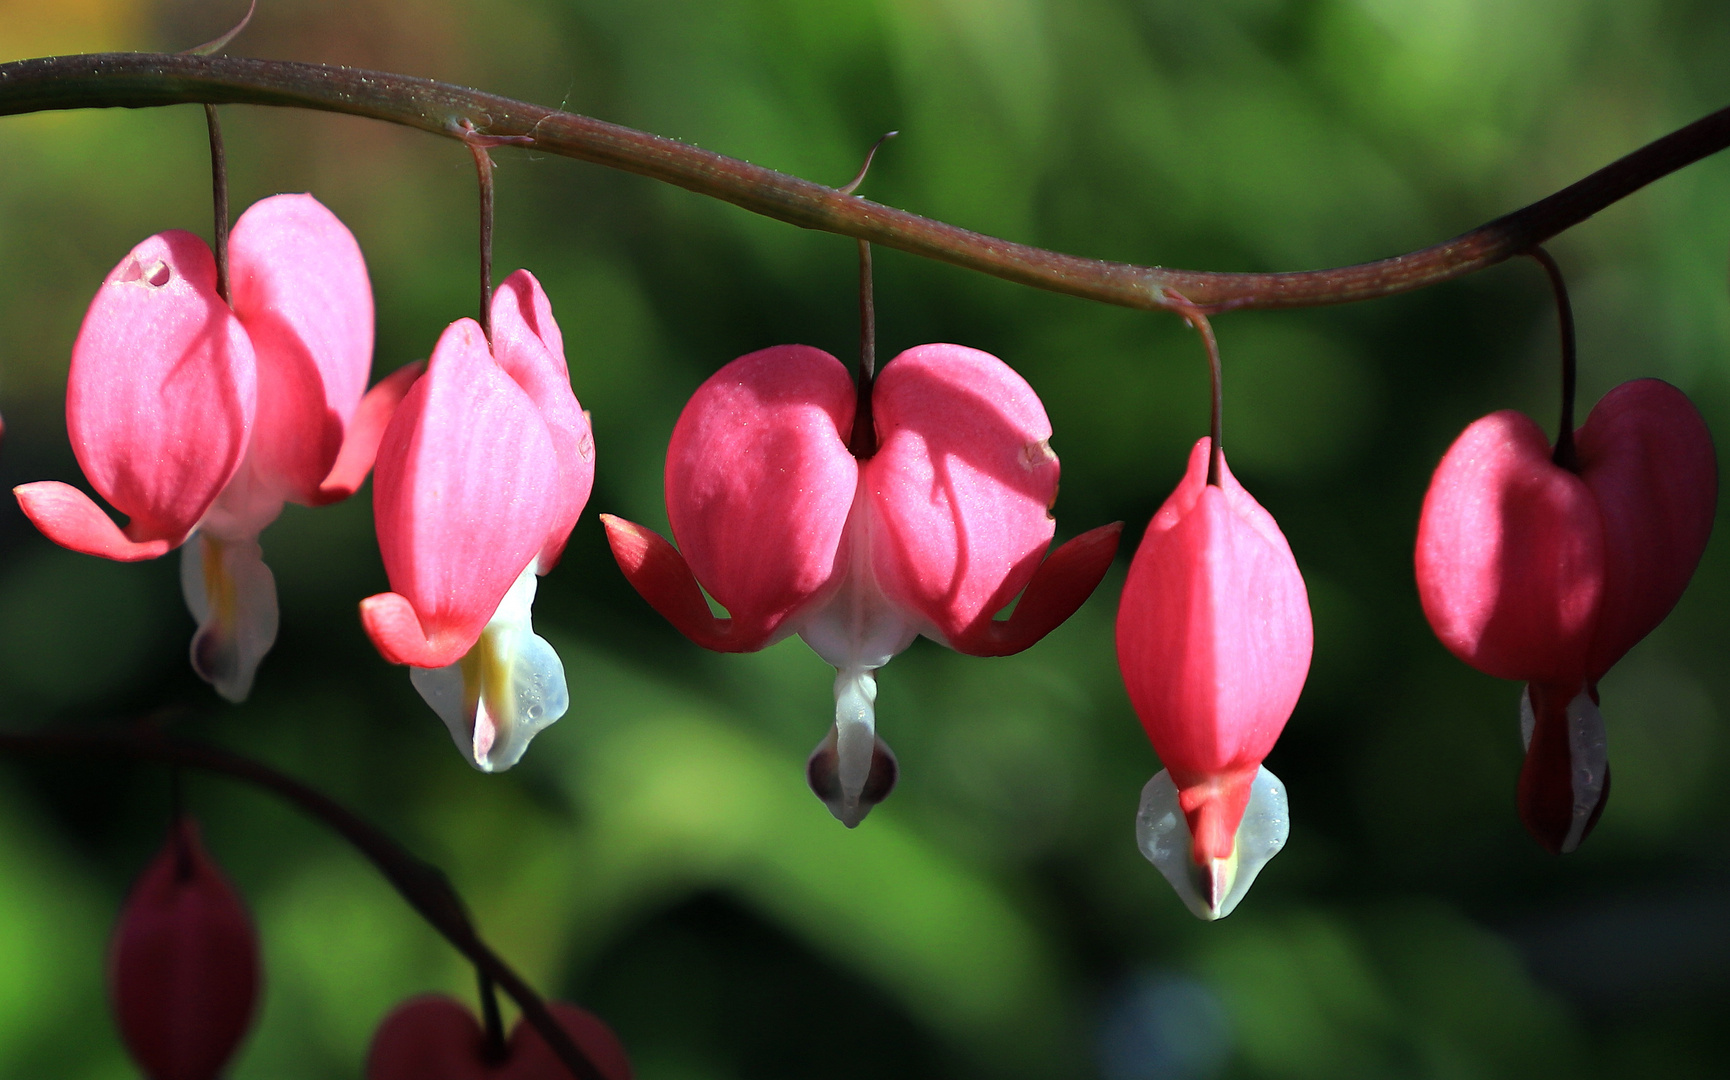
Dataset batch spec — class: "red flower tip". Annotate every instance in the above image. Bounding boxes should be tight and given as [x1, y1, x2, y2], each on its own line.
[109, 816, 260, 1080]
[365, 994, 632, 1080]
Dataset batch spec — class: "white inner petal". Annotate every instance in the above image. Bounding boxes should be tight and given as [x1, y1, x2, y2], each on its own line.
[410, 560, 569, 773]
[1136, 766, 1290, 921]
[180, 530, 279, 703]
[1561, 688, 1608, 854]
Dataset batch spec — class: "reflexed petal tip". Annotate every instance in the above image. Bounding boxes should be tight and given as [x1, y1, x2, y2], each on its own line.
[360, 591, 469, 668]
[950, 521, 1123, 656]
[601, 514, 768, 652]
[14, 481, 174, 561]
[313, 360, 426, 505]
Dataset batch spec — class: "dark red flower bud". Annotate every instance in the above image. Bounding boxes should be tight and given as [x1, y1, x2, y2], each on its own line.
[366, 994, 632, 1080]
[109, 816, 260, 1080]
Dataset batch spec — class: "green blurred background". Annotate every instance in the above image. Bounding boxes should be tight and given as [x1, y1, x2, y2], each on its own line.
[2, 0, 1728, 1076]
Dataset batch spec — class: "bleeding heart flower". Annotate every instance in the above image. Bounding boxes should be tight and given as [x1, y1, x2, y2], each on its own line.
[603, 343, 1120, 826]
[365, 995, 631, 1080]
[109, 816, 260, 1080]
[13, 193, 410, 701]
[1115, 438, 1312, 920]
[360, 270, 595, 772]
[1416, 378, 1716, 852]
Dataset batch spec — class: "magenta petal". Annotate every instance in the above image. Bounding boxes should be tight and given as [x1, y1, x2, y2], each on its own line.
[65, 230, 254, 549]
[600, 514, 766, 651]
[368, 319, 561, 666]
[1415, 410, 1605, 684]
[228, 194, 374, 505]
[1575, 379, 1718, 679]
[14, 482, 172, 561]
[949, 522, 1123, 656]
[1115, 440, 1312, 860]
[490, 270, 595, 570]
[664, 345, 858, 644]
[314, 360, 426, 505]
[865, 344, 1062, 644]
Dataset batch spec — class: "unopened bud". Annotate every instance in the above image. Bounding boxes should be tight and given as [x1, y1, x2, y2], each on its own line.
[109, 816, 260, 1080]
[366, 994, 632, 1080]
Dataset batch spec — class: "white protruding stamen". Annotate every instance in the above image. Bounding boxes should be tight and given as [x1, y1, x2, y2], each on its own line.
[833, 666, 879, 809]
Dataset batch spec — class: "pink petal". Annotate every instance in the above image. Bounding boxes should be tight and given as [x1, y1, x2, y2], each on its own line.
[664, 345, 858, 645]
[314, 360, 426, 505]
[366, 319, 561, 668]
[1576, 379, 1718, 679]
[228, 194, 374, 505]
[13, 481, 172, 561]
[865, 344, 1062, 645]
[1116, 440, 1312, 861]
[600, 514, 765, 651]
[64, 230, 254, 550]
[490, 271, 595, 570]
[948, 522, 1123, 656]
[1415, 410, 1605, 684]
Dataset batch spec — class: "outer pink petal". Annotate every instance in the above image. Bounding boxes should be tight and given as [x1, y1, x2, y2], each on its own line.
[229, 193, 374, 505]
[1576, 379, 1718, 679]
[866, 344, 1060, 644]
[1115, 440, 1312, 859]
[1415, 410, 1604, 684]
[313, 360, 426, 505]
[490, 270, 595, 570]
[365, 319, 560, 667]
[65, 230, 254, 550]
[600, 515, 773, 652]
[665, 345, 858, 645]
[13, 481, 172, 561]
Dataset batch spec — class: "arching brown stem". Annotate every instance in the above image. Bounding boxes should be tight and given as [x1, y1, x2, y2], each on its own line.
[3, 53, 1730, 315]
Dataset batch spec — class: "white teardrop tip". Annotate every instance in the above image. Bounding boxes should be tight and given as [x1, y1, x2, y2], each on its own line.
[180, 532, 279, 703]
[1136, 766, 1290, 921]
[410, 622, 569, 774]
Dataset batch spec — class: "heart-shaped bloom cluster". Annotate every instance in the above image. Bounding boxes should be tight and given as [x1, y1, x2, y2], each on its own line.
[1116, 438, 1312, 920]
[1416, 378, 1716, 852]
[361, 270, 595, 772]
[365, 995, 632, 1080]
[14, 194, 414, 701]
[109, 816, 260, 1080]
[603, 343, 1120, 825]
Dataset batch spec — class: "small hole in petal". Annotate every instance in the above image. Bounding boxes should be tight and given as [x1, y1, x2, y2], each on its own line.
[147, 262, 172, 287]
[117, 258, 144, 284]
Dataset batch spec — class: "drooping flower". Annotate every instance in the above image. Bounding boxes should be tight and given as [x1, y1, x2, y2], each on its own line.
[1115, 438, 1312, 920]
[360, 270, 594, 772]
[109, 816, 260, 1080]
[603, 343, 1121, 826]
[1415, 378, 1716, 852]
[365, 994, 632, 1080]
[13, 193, 410, 701]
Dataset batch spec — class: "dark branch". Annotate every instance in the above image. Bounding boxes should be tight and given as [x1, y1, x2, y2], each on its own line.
[0, 725, 606, 1080]
[3, 53, 1730, 313]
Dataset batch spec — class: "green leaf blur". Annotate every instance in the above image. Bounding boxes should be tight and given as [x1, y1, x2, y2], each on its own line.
[1, 0, 1726, 1077]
